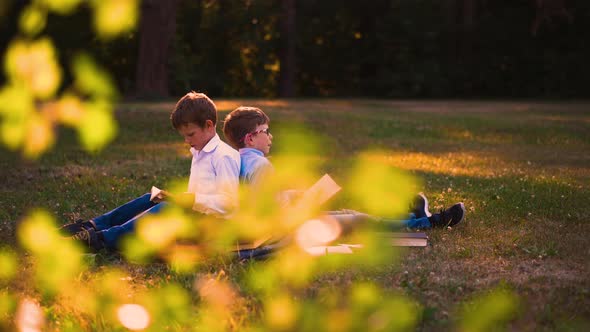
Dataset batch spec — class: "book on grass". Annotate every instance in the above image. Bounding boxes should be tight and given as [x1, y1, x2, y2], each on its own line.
[304, 244, 355, 256]
[387, 232, 429, 247]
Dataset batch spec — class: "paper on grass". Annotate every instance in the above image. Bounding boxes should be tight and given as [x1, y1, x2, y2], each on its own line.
[150, 186, 162, 202]
[305, 244, 354, 256]
[338, 233, 428, 249]
[383, 232, 428, 247]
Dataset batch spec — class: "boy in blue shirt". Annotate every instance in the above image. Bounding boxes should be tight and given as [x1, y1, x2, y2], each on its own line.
[61, 92, 240, 251]
[222, 106, 465, 230]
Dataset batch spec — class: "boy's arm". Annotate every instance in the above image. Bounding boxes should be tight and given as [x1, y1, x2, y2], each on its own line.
[192, 154, 240, 216]
[248, 160, 274, 187]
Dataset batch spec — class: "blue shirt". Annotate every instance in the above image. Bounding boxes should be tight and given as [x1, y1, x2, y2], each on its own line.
[239, 148, 273, 185]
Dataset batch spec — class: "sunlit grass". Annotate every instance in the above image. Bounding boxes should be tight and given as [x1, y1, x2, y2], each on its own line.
[1, 100, 589, 330]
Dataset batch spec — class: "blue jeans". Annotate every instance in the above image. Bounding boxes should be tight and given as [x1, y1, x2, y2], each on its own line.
[326, 210, 431, 233]
[388, 213, 431, 229]
[92, 193, 168, 249]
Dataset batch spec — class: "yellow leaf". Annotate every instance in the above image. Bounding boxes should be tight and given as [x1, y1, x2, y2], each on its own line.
[4, 38, 62, 99]
[0, 249, 17, 281]
[39, 0, 83, 15]
[55, 94, 85, 126]
[77, 100, 117, 151]
[17, 210, 59, 253]
[1, 111, 28, 150]
[0, 84, 34, 116]
[92, 0, 139, 39]
[23, 112, 55, 158]
[0, 291, 16, 322]
[347, 151, 418, 217]
[459, 288, 520, 332]
[71, 53, 117, 99]
[265, 293, 298, 330]
[19, 5, 47, 36]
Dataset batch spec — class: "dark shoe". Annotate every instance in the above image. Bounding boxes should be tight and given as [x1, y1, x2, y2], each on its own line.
[71, 228, 104, 252]
[411, 193, 432, 219]
[59, 219, 95, 236]
[429, 203, 465, 228]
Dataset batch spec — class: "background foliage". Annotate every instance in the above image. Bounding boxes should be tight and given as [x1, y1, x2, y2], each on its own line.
[2, 0, 589, 99]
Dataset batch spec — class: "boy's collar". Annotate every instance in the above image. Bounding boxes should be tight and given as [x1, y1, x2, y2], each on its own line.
[239, 147, 264, 156]
[190, 133, 220, 154]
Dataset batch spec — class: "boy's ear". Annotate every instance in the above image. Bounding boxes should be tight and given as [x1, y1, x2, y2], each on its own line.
[243, 133, 253, 146]
[204, 120, 214, 129]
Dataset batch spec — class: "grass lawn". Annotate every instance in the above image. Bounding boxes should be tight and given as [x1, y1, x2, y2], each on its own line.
[1, 99, 589, 331]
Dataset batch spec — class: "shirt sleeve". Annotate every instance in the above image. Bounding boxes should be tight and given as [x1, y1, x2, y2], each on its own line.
[192, 154, 240, 216]
[248, 159, 274, 187]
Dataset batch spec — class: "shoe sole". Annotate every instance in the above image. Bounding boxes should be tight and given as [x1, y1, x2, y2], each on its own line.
[418, 193, 432, 217]
[454, 202, 466, 225]
[423, 193, 432, 217]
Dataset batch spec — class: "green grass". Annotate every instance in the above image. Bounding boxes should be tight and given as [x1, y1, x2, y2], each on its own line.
[1, 99, 589, 331]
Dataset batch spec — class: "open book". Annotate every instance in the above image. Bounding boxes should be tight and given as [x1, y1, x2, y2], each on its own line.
[296, 173, 342, 207]
[234, 174, 342, 251]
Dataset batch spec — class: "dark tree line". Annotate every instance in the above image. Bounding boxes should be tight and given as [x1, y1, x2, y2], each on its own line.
[1, 0, 589, 98]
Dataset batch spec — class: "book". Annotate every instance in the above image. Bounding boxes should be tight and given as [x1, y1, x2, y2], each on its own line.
[297, 173, 342, 207]
[304, 244, 354, 256]
[387, 232, 429, 247]
[150, 186, 163, 202]
[340, 233, 428, 248]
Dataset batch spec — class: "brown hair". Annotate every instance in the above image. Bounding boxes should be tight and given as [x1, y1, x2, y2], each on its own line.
[222, 106, 270, 149]
[170, 91, 217, 129]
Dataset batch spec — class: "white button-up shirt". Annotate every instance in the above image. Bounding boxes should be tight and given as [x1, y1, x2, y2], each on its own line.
[187, 134, 240, 216]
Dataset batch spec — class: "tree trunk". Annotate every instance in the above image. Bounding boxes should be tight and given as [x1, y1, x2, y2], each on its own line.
[278, 0, 296, 97]
[135, 0, 179, 98]
[461, 0, 477, 94]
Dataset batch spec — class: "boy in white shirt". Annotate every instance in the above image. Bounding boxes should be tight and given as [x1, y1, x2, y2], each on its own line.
[61, 92, 240, 251]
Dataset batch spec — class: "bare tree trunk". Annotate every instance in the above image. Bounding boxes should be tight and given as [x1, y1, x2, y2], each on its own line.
[135, 0, 179, 98]
[278, 0, 296, 97]
[444, 0, 459, 93]
[463, 0, 477, 94]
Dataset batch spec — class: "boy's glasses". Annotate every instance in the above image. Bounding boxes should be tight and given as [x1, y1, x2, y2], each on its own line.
[241, 128, 271, 142]
[250, 128, 271, 136]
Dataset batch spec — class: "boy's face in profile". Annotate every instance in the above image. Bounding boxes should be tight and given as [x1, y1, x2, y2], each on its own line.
[178, 121, 214, 150]
[246, 123, 272, 155]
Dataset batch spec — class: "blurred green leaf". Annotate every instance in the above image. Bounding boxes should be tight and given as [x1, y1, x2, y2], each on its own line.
[91, 0, 139, 39]
[71, 53, 118, 99]
[40, 0, 83, 15]
[19, 5, 47, 36]
[0, 291, 16, 324]
[0, 248, 17, 282]
[4, 38, 62, 99]
[17, 210, 86, 296]
[459, 288, 520, 332]
[77, 99, 117, 151]
[347, 151, 418, 217]
[22, 112, 55, 158]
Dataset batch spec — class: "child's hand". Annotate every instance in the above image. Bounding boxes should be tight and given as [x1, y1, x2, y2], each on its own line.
[152, 190, 172, 203]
